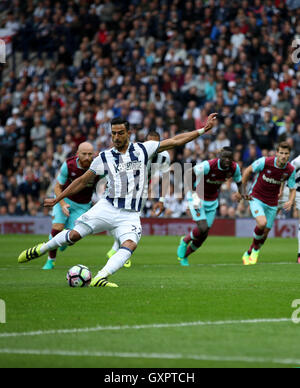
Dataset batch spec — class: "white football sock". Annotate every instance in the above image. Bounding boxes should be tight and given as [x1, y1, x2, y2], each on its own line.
[40, 230, 71, 254]
[96, 247, 133, 278]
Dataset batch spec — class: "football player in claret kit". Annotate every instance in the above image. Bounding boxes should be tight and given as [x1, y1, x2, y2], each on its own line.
[43, 142, 99, 270]
[18, 114, 217, 288]
[242, 142, 296, 265]
[278, 154, 300, 263]
[177, 147, 243, 266]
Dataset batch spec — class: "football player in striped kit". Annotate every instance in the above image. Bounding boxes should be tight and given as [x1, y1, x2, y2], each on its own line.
[278, 154, 300, 263]
[18, 114, 217, 287]
[106, 130, 171, 269]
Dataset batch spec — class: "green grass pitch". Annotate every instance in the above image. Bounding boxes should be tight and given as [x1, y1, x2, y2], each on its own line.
[0, 234, 300, 368]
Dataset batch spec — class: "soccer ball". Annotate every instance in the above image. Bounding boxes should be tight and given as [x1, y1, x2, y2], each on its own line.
[66, 265, 92, 288]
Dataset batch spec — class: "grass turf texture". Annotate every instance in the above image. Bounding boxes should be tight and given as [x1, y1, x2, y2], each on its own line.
[0, 234, 299, 368]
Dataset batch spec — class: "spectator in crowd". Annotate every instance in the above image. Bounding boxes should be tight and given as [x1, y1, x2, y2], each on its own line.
[0, 0, 299, 219]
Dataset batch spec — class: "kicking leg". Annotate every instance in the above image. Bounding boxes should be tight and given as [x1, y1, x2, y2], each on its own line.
[18, 227, 86, 264]
[91, 240, 137, 287]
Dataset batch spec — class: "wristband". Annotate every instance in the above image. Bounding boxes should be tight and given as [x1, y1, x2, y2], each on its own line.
[197, 128, 205, 136]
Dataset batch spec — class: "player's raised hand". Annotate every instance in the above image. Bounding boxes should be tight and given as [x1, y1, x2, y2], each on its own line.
[283, 200, 293, 212]
[44, 198, 57, 208]
[204, 113, 218, 133]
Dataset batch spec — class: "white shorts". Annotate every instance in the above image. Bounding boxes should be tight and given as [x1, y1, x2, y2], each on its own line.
[278, 187, 300, 210]
[75, 198, 142, 245]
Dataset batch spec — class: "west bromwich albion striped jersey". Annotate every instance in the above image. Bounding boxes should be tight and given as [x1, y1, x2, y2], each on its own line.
[149, 151, 171, 176]
[90, 141, 160, 212]
[140, 150, 171, 213]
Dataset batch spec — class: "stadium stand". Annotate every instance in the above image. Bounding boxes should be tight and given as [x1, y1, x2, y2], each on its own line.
[0, 0, 299, 220]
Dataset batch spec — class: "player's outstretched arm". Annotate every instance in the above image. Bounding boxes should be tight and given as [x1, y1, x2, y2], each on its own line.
[44, 170, 95, 208]
[157, 113, 217, 153]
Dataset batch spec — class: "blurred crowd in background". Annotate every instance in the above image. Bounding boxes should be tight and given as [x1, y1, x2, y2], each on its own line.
[0, 0, 299, 219]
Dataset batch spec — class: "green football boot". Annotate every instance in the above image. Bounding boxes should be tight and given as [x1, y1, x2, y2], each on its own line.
[123, 260, 131, 268]
[90, 276, 119, 288]
[18, 243, 45, 263]
[42, 259, 56, 270]
[106, 248, 117, 260]
[249, 249, 260, 265]
[177, 236, 188, 259]
[179, 257, 190, 267]
[242, 251, 251, 266]
[177, 237, 190, 266]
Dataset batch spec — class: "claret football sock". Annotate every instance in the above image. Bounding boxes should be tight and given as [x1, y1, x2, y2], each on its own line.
[47, 228, 61, 261]
[248, 226, 264, 254]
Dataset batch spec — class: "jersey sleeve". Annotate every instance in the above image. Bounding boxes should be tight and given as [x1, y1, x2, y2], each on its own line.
[89, 154, 106, 176]
[57, 162, 68, 185]
[251, 157, 266, 174]
[233, 164, 242, 183]
[143, 141, 160, 159]
[287, 169, 296, 189]
[194, 161, 210, 176]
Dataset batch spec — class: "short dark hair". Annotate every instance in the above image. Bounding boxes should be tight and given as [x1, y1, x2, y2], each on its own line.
[111, 117, 130, 131]
[277, 141, 291, 152]
[147, 131, 160, 140]
[221, 146, 234, 155]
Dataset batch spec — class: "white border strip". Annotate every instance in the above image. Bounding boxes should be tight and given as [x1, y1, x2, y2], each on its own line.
[0, 318, 291, 338]
[0, 348, 299, 366]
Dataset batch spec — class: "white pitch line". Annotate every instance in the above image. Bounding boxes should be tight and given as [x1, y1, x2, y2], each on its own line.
[142, 262, 296, 268]
[0, 318, 291, 339]
[0, 262, 296, 271]
[0, 348, 299, 366]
